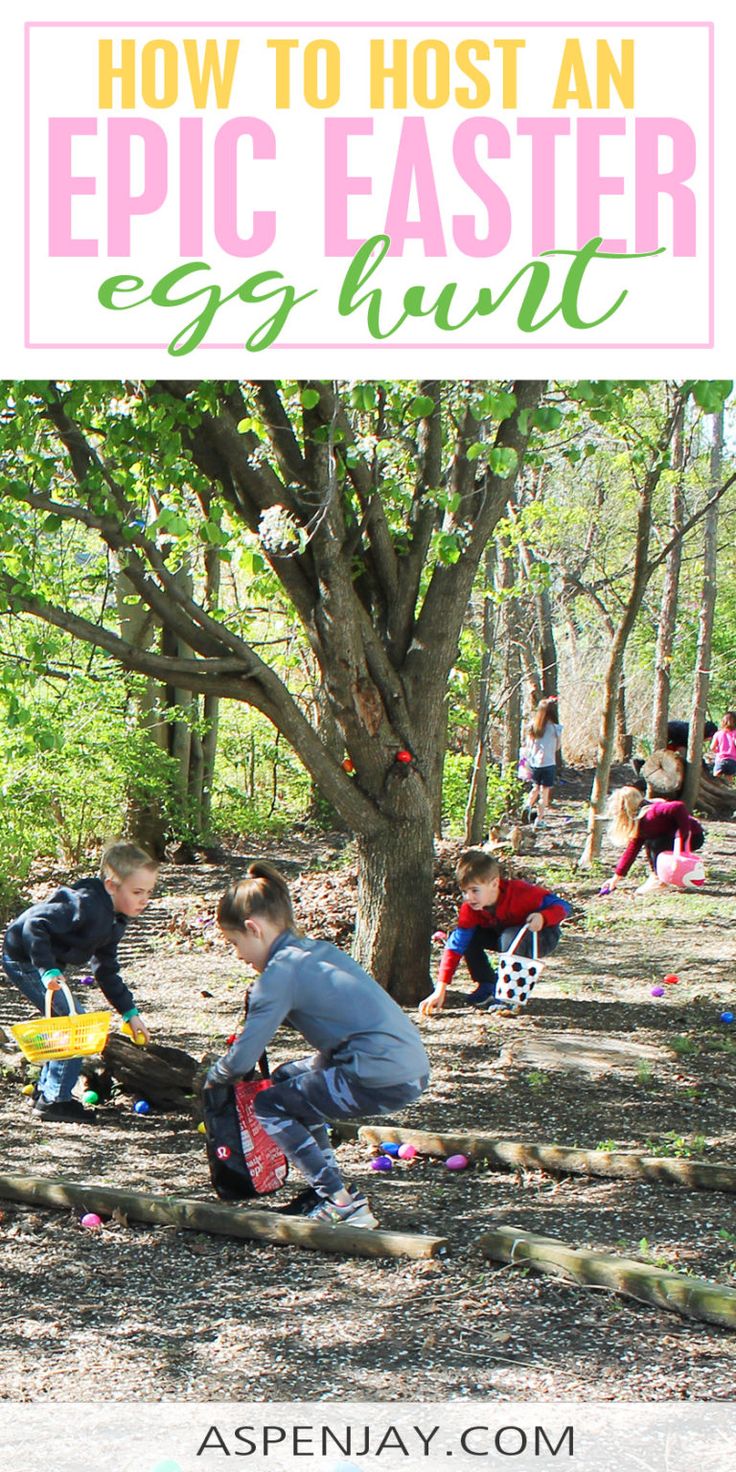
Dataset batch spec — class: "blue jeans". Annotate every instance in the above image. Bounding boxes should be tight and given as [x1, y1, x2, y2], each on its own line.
[2, 956, 87, 1102]
[254, 1055, 428, 1198]
[463, 924, 561, 993]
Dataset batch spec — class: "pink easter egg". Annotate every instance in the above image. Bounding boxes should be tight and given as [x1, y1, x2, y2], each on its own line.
[80, 1212, 102, 1229]
[445, 1153, 469, 1171]
[398, 1143, 417, 1160]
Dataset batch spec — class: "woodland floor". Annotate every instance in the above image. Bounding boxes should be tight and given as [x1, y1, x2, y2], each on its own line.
[1, 767, 736, 1402]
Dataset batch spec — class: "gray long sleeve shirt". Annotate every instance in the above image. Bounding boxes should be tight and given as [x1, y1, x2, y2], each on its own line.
[207, 930, 430, 1088]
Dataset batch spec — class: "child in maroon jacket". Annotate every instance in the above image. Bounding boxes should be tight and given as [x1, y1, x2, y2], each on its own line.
[419, 848, 571, 1015]
[599, 787, 705, 895]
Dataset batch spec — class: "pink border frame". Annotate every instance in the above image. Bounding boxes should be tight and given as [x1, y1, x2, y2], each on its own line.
[25, 19, 715, 353]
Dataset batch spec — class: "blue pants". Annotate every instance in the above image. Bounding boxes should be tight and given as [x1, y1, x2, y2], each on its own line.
[2, 956, 87, 1102]
[463, 924, 561, 992]
[254, 1056, 428, 1198]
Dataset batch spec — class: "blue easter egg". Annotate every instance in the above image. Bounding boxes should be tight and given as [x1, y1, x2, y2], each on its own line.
[379, 1141, 401, 1156]
[133, 1099, 151, 1115]
[720, 1011, 735, 1025]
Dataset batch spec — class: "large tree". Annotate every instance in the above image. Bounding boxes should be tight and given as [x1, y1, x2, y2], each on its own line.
[0, 378, 545, 1001]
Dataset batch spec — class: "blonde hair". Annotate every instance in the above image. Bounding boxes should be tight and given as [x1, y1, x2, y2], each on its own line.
[455, 848, 501, 888]
[100, 841, 158, 880]
[217, 861, 295, 934]
[606, 787, 646, 847]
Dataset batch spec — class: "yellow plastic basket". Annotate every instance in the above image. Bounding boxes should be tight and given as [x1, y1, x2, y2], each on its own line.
[10, 980, 110, 1062]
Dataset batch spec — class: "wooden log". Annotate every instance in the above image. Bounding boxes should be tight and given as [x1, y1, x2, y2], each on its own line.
[478, 1223, 736, 1330]
[641, 749, 685, 797]
[99, 1034, 202, 1112]
[694, 768, 736, 819]
[355, 1125, 736, 1194]
[0, 1172, 447, 1261]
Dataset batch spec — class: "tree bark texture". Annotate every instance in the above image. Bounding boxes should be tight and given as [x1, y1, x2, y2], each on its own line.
[652, 401, 686, 749]
[683, 410, 722, 810]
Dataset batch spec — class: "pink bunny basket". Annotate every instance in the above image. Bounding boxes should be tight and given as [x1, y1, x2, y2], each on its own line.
[655, 831, 706, 890]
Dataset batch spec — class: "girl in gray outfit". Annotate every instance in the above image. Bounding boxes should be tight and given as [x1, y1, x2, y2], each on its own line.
[205, 862, 429, 1228]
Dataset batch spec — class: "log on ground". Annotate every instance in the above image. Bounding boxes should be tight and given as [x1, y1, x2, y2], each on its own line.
[0, 1172, 447, 1261]
[354, 1125, 736, 1193]
[100, 1034, 202, 1112]
[478, 1223, 736, 1329]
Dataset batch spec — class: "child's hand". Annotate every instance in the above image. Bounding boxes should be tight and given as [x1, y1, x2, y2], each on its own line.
[419, 985, 446, 1017]
[526, 912, 544, 933]
[598, 880, 616, 897]
[128, 1014, 151, 1044]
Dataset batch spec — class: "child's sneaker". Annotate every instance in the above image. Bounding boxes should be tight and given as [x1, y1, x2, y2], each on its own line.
[307, 1189, 378, 1229]
[33, 1096, 98, 1124]
[466, 981, 499, 1009]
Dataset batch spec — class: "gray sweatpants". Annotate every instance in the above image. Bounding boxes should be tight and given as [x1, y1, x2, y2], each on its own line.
[253, 1055, 428, 1198]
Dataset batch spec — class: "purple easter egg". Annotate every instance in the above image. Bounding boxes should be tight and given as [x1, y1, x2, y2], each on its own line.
[398, 1143, 418, 1160]
[79, 974, 95, 987]
[370, 1155, 393, 1171]
[379, 1141, 401, 1156]
[650, 986, 665, 998]
[445, 1153, 469, 1171]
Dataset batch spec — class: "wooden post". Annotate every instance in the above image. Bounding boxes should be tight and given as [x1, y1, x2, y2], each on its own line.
[0, 1172, 448, 1261]
[354, 1125, 736, 1194]
[478, 1223, 736, 1330]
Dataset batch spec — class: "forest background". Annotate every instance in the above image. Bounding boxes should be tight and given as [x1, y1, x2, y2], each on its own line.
[0, 377, 732, 1004]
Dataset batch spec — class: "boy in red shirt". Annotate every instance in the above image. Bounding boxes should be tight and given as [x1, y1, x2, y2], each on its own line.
[419, 848, 571, 1016]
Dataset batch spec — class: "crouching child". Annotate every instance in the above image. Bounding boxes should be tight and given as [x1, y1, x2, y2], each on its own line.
[420, 848, 571, 1017]
[206, 862, 430, 1229]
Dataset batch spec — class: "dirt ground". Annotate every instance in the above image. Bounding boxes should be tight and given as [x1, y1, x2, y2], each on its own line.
[1, 774, 735, 1402]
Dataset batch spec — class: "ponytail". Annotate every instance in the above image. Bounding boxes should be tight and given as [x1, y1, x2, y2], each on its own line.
[217, 861, 295, 933]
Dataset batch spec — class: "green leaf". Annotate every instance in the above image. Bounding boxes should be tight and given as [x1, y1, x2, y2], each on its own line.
[532, 406, 563, 432]
[300, 388, 321, 410]
[409, 395, 436, 418]
[690, 380, 733, 413]
[487, 446, 518, 477]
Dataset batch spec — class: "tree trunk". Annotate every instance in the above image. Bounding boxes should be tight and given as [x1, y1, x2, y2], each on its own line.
[615, 673, 632, 761]
[652, 402, 686, 748]
[683, 410, 722, 809]
[465, 569, 496, 844]
[580, 397, 686, 866]
[497, 548, 522, 770]
[353, 805, 435, 1005]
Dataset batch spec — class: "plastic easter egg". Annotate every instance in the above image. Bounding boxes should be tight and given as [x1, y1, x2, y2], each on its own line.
[133, 1099, 151, 1115]
[720, 1011, 735, 1025]
[431, 930, 448, 945]
[445, 1153, 469, 1171]
[83, 1090, 99, 1106]
[650, 986, 665, 997]
[197, 1121, 207, 1134]
[370, 1155, 393, 1172]
[379, 1141, 401, 1156]
[663, 974, 680, 985]
[398, 1143, 418, 1160]
[22, 1083, 35, 1097]
[79, 974, 96, 987]
[80, 1213, 102, 1229]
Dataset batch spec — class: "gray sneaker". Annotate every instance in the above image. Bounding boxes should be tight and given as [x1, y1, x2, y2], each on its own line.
[307, 1190, 378, 1229]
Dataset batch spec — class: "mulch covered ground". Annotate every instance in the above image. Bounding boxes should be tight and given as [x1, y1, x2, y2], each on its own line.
[1, 781, 735, 1402]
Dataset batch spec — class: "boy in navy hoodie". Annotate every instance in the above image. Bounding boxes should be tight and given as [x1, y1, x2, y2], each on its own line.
[3, 841, 157, 1122]
[420, 848, 571, 1016]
